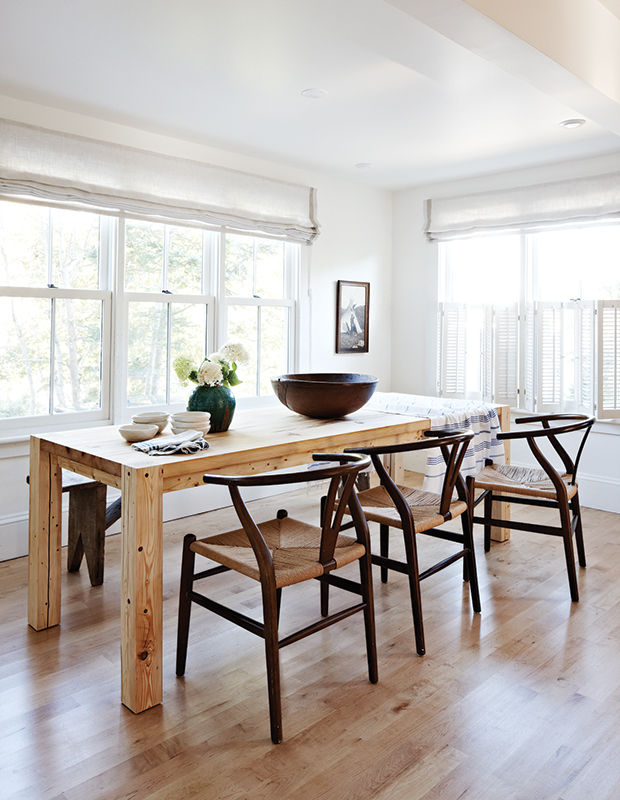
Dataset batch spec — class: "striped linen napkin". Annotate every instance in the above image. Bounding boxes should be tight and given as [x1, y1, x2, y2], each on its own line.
[131, 430, 210, 455]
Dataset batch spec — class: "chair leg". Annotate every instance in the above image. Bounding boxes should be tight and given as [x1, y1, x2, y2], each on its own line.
[483, 490, 493, 552]
[67, 484, 107, 586]
[176, 534, 197, 677]
[358, 549, 378, 684]
[401, 523, 425, 656]
[571, 493, 587, 568]
[380, 524, 389, 583]
[320, 581, 329, 617]
[559, 500, 580, 602]
[461, 512, 481, 613]
[320, 495, 330, 617]
[276, 588, 283, 625]
[261, 582, 283, 744]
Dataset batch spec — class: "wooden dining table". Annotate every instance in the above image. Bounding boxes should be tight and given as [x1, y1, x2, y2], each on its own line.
[28, 404, 431, 713]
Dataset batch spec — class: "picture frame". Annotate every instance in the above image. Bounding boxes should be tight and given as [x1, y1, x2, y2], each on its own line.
[336, 280, 370, 354]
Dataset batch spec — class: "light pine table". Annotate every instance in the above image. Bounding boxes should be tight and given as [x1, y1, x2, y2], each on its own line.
[28, 405, 432, 714]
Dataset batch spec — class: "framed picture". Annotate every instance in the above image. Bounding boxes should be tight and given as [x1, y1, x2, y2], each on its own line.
[336, 280, 369, 353]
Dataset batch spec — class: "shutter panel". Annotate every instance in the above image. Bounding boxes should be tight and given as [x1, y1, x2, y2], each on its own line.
[537, 301, 563, 413]
[576, 300, 595, 415]
[481, 304, 494, 401]
[494, 302, 519, 407]
[438, 302, 466, 398]
[597, 300, 620, 419]
[522, 301, 536, 411]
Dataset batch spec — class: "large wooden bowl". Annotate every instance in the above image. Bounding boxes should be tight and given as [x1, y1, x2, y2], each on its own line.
[271, 373, 378, 419]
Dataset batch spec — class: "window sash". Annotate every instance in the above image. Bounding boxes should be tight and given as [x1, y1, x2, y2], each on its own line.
[0, 286, 112, 432]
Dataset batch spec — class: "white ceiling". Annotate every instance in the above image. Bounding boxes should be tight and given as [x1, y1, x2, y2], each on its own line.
[1, 0, 619, 189]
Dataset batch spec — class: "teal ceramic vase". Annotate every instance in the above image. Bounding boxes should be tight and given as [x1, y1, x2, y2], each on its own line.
[187, 384, 236, 432]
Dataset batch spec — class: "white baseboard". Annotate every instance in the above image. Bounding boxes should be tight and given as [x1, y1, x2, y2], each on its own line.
[3, 467, 616, 562]
[0, 481, 302, 562]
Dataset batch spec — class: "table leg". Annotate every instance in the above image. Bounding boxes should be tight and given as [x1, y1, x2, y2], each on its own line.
[490, 405, 511, 543]
[120, 465, 164, 713]
[28, 439, 62, 630]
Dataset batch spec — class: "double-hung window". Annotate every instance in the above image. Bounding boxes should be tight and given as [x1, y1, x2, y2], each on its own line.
[222, 233, 297, 397]
[0, 202, 112, 432]
[119, 219, 216, 413]
[0, 199, 300, 435]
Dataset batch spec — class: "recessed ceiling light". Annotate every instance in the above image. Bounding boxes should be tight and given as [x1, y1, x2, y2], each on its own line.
[355, 163, 374, 170]
[560, 118, 586, 128]
[301, 88, 328, 99]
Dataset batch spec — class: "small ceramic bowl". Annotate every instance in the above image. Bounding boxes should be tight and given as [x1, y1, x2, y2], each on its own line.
[131, 412, 169, 433]
[171, 423, 210, 436]
[119, 423, 159, 443]
[171, 411, 211, 423]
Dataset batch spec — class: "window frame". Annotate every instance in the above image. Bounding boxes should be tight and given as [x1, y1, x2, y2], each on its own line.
[0, 202, 300, 438]
[437, 221, 620, 419]
[218, 233, 299, 395]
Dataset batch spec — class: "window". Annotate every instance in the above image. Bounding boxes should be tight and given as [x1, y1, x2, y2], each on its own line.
[438, 222, 620, 418]
[120, 219, 215, 411]
[0, 202, 111, 430]
[0, 200, 299, 433]
[223, 234, 297, 397]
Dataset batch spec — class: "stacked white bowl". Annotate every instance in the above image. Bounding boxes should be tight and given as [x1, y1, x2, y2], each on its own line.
[170, 411, 211, 436]
[131, 411, 169, 433]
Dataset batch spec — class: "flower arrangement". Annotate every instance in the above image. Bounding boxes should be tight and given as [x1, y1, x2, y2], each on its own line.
[173, 342, 250, 389]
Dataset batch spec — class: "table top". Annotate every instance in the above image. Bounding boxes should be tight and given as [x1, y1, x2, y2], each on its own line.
[32, 404, 429, 492]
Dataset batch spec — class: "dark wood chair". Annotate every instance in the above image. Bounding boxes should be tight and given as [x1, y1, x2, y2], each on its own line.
[341, 429, 479, 657]
[26, 472, 122, 586]
[470, 413, 595, 601]
[176, 452, 377, 744]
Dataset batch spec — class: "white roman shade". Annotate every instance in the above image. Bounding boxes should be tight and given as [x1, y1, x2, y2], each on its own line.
[426, 172, 620, 240]
[0, 119, 320, 244]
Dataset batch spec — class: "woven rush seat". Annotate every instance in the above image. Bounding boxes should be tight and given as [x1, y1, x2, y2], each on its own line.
[355, 484, 467, 533]
[474, 464, 578, 500]
[191, 516, 366, 588]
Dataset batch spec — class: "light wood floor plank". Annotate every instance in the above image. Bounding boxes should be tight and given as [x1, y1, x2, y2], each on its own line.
[2, 477, 620, 799]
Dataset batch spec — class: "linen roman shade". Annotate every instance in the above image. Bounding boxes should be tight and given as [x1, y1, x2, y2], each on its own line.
[0, 119, 319, 244]
[426, 171, 620, 241]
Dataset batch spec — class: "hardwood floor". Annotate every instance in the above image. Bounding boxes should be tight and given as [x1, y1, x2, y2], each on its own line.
[2, 477, 620, 799]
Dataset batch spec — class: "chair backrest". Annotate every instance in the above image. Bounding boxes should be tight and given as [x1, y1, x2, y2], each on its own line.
[346, 429, 474, 518]
[501, 414, 595, 490]
[202, 453, 371, 572]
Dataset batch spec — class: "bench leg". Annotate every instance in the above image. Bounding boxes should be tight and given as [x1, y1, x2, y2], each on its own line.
[67, 484, 107, 587]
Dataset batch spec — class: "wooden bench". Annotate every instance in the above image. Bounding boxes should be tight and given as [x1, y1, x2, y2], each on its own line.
[27, 472, 121, 586]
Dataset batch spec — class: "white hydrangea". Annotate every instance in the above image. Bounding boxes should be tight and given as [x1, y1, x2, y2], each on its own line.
[197, 360, 224, 386]
[219, 341, 250, 366]
[208, 351, 224, 363]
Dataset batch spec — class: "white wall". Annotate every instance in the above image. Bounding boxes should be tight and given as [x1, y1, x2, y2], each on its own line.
[0, 96, 393, 561]
[391, 150, 620, 513]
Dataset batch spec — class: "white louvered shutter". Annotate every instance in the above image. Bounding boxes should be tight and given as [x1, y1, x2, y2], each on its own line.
[575, 301, 595, 415]
[494, 302, 519, 407]
[537, 302, 563, 413]
[481, 304, 494, 401]
[522, 301, 536, 411]
[597, 300, 620, 419]
[438, 302, 466, 398]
